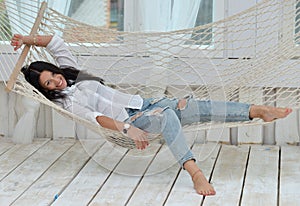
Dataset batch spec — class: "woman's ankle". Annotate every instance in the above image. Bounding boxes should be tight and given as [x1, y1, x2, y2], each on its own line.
[183, 159, 201, 177]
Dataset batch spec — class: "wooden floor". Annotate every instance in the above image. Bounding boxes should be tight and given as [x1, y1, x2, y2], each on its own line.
[0, 136, 300, 206]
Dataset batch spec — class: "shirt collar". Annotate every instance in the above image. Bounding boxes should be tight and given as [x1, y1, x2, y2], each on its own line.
[61, 84, 76, 94]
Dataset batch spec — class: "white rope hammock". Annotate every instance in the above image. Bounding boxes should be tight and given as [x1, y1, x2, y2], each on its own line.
[1, 0, 300, 148]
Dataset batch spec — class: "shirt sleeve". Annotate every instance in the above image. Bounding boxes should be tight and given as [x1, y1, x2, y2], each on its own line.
[64, 100, 104, 125]
[46, 34, 79, 69]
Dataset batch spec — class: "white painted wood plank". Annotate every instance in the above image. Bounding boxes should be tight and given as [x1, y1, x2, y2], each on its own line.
[0, 138, 49, 181]
[279, 146, 300, 206]
[206, 128, 230, 144]
[275, 88, 299, 145]
[8, 92, 18, 137]
[126, 145, 180, 206]
[78, 139, 106, 157]
[1, 139, 300, 205]
[205, 87, 230, 143]
[0, 140, 75, 205]
[52, 109, 76, 139]
[203, 145, 249, 206]
[52, 142, 127, 206]
[0, 83, 9, 136]
[90, 143, 129, 172]
[43, 105, 54, 138]
[238, 87, 263, 144]
[142, 130, 195, 176]
[36, 104, 53, 138]
[113, 144, 161, 176]
[127, 132, 205, 205]
[89, 143, 161, 205]
[12, 140, 103, 206]
[165, 143, 220, 206]
[0, 137, 15, 155]
[241, 145, 279, 206]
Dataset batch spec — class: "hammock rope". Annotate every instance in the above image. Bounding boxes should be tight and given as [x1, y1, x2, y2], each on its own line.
[1, 0, 300, 148]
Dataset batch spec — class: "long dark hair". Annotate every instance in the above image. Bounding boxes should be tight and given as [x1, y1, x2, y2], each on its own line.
[21, 61, 104, 102]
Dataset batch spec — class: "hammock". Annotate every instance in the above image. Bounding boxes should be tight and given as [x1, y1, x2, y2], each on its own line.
[1, 0, 300, 148]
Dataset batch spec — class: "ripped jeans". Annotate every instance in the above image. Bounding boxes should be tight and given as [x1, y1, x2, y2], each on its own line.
[125, 97, 251, 167]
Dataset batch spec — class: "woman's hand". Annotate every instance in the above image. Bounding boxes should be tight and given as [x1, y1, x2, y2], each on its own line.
[11, 34, 52, 50]
[127, 126, 149, 150]
[11, 34, 24, 51]
[95, 115, 149, 150]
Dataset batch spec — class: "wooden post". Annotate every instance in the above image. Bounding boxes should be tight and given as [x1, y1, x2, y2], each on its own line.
[5, 1, 47, 92]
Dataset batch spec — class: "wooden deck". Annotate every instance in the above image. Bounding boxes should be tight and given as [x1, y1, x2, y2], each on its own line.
[0, 136, 300, 206]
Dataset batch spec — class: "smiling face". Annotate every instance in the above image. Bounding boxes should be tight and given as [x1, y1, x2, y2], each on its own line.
[39, 70, 67, 90]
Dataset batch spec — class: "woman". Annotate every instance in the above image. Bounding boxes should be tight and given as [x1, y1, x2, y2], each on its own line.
[11, 34, 292, 196]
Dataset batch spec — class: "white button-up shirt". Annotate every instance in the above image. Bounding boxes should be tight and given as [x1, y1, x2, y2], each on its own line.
[46, 35, 143, 124]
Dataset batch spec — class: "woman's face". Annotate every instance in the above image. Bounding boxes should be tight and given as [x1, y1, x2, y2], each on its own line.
[39, 70, 67, 90]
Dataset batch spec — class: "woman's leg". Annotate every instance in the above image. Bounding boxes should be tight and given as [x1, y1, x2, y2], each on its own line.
[160, 108, 215, 195]
[180, 99, 292, 125]
[131, 107, 215, 196]
[132, 107, 193, 166]
[179, 99, 251, 125]
[131, 98, 291, 196]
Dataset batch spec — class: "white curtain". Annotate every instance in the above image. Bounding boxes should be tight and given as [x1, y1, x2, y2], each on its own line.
[125, 0, 201, 32]
[5, 0, 72, 34]
[124, 0, 202, 97]
[124, 0, 202, 50]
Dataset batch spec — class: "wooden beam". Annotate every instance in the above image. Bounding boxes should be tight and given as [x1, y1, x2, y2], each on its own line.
[5, 1, 47, 92]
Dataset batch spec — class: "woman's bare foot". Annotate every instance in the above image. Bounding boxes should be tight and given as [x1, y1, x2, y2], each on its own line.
[192, 170, 216, 196]
[184, 160, 216, 196]
[250, 105, 292, 122]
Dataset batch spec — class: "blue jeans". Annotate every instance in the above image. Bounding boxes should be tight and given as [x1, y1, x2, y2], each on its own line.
[126, 97, 251, 167]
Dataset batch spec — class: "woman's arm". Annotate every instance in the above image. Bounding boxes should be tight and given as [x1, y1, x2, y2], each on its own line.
[66, 101, 149, 150]
[11, 34, 52, 51]
[11, 33, 78, 69]
[96, 116, 149, 150]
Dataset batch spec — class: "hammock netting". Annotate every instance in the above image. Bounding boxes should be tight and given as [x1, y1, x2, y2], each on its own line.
[1, 0, 300, 148]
